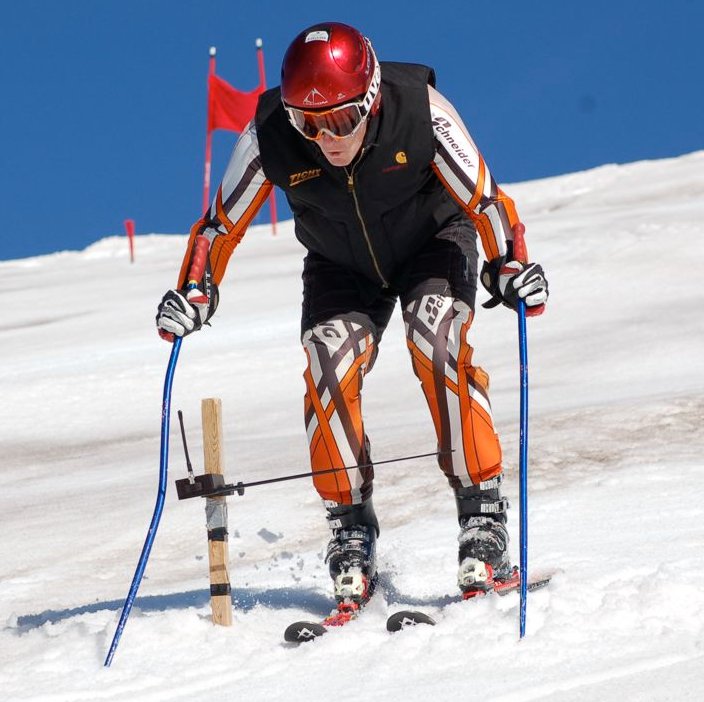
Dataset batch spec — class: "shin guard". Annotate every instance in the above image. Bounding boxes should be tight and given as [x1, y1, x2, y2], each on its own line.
[302, 319, 376, 504]
[404, 295, 503, 488]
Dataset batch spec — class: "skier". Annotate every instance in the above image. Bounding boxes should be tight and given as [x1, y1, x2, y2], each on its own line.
[157, 22, 549, 611]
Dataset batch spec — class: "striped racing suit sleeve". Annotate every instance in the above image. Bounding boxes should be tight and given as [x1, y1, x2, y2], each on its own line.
[177, 121, 272, 287]
[429, 85, 520, 262]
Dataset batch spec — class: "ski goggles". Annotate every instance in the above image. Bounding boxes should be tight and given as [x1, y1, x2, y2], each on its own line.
[284, 57, 381, 141]
[285, 99, 369, 140]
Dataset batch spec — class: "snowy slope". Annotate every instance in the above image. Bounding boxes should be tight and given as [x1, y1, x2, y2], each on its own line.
[1, 151, 703, 701]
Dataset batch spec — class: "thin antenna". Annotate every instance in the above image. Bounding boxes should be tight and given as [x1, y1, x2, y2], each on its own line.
[177, 410, 195, 484]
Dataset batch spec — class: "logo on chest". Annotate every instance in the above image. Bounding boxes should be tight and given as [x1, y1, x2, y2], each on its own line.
[382, 151, 409, 173]
[289, 168, 322, 187]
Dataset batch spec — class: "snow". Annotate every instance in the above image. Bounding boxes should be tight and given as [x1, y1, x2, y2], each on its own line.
[2, 151, 704, 701]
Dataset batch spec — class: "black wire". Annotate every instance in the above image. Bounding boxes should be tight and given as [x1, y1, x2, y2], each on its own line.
[177, 410, 194, 477]
[208, 450, 451, 497]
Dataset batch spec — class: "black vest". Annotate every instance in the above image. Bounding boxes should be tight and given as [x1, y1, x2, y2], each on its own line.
[255, 62, 464, 286]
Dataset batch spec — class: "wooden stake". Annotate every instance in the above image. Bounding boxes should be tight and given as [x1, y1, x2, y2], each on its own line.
[201, 397, 232, 626]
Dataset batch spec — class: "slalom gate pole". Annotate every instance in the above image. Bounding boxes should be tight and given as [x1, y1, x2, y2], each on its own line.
[104, 235, 210, 667]
[512, 222, 530, 639]
[104, 336, 183, 666]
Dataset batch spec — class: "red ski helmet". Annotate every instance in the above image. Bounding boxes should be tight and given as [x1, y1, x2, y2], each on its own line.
[281, 22, 380, 112]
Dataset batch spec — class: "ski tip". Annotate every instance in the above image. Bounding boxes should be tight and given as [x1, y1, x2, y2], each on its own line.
[386, 610, 436, 632]
[284, 621, 327, 643]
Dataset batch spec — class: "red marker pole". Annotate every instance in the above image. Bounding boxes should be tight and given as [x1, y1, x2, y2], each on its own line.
[124, 219, 135, 263]
[202, 47, 217, 215]
[256, 38, 277, 236]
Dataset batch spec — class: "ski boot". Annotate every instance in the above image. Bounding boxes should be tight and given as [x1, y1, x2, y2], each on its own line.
[455, 476, 513, 598]
[323, 499, 379, 625]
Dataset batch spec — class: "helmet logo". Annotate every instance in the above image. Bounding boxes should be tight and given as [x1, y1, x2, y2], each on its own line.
[304, 30, 329, 43]
[303, 88, 328, 106]
[395, 151, 407, 164]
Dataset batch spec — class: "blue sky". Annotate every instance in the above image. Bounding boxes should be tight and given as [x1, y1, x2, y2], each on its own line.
[1, 0, 702, 261]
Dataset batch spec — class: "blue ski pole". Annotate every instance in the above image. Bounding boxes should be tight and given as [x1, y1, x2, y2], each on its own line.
[517, 299, 529, 638]
[512, 222, 530, 639]
[104, 235, 210, 667]
[104, 336, 182, 666]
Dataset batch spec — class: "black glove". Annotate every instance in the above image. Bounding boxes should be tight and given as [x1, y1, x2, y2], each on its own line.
[156, 284, 218, 341]
[481, 257, 549, 316]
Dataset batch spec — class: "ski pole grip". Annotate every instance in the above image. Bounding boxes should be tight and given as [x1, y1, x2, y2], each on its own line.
[187, 235, 210, 286]
[512, 222, 528, 264]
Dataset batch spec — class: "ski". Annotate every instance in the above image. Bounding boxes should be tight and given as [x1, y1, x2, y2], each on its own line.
[284, 568, 378, 643]
[386, 570, 552, 633]
[387, 609, 436, 631]
[284, 602, 363, 643]
[285, 571, 554, 641]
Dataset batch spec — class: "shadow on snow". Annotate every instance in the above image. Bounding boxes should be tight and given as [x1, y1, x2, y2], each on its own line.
[12, 571, 459, 633]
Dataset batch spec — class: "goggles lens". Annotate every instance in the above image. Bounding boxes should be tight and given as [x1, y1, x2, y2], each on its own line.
[286, 101, 366, 140]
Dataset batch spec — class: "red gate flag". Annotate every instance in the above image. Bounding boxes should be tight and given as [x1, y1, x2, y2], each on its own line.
[202, 42, 276, 235]
[207, 73, 263, 133]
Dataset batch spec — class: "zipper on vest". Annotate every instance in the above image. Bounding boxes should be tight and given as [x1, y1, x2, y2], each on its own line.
[345, 163, 389, 288]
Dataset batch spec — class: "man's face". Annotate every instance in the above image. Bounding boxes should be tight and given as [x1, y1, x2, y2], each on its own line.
[316, 119, 368, 167]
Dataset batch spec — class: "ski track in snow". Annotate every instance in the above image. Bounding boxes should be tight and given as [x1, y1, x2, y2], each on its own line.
[1, 152, 703, 701]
